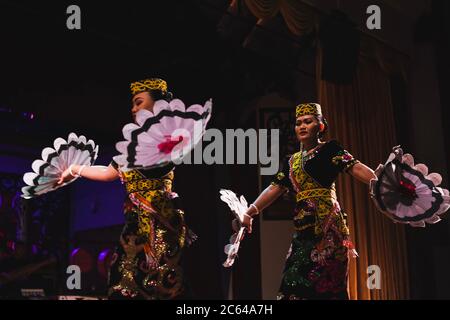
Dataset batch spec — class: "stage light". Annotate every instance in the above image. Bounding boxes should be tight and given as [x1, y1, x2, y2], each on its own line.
[97, 248, 113, 279]
[70, 248, 94, 273]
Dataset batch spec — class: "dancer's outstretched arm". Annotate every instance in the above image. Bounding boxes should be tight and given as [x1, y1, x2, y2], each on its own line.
[57, 164, 119, 185]
[238, 184, 287, 233]
[347, 162, 376, 185]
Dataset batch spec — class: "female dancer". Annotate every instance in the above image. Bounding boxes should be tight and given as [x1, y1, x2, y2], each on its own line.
[238, 103, 375, 300]
[58, 78, 194, 299]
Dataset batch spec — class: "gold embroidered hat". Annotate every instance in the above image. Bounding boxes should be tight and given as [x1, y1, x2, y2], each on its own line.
[130, 78, 168, 96]
[295, 103, 322, 118]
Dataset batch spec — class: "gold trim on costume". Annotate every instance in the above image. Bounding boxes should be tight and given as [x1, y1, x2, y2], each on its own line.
[296, 188, 337, 202]
[125, 178, 173, 194]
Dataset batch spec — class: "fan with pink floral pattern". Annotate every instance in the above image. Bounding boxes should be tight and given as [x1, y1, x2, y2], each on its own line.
[370, 146, 450, 227]
[114, 98, 212, 171]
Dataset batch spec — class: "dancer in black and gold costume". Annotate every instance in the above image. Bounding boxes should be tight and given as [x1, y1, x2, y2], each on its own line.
[58, 78, 194, 299]
[236, 103, 376, 300]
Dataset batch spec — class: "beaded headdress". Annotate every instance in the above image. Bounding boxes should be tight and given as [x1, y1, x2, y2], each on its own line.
[130, 78, 168, 96]
[295, 103, 322, 118]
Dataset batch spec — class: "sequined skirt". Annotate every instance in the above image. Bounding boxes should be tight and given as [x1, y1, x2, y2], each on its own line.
[107, 196, 188, 300]
[277, 198, 350, 300]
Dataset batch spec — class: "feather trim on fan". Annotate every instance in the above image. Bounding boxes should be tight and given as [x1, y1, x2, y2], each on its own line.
[219, 189, 250, 267]
[114, 98, 212, 171]
[370, 146, 450, 227]
[21, 133, 99, 199]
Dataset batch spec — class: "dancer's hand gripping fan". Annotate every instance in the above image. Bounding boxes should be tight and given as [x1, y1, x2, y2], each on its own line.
[21, 133, 99, 199]
[219, 189, 252, 268]
[114, 98, 212, 171]
[370, 146, 450, 227]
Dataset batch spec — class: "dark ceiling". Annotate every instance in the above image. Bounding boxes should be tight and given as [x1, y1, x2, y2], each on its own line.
[0, 1, 226, 145]
[0, 0, 314, 151]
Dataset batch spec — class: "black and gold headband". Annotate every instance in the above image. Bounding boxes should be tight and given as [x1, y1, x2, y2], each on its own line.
[130, 78, 168, 96]
[295, 103, 322, 118]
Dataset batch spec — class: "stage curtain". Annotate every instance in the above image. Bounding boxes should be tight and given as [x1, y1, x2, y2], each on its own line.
[241, 0, 317, 36]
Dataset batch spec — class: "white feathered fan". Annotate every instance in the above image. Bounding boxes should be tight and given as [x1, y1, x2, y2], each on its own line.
[114, 98, 212, 171]
[370, 146, 450, 227]
[219, 189, 250, 268]
[21, 132, 99, 199]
